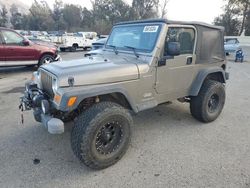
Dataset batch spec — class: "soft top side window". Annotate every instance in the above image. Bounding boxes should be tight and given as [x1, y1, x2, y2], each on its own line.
[165, 27, 195, 56]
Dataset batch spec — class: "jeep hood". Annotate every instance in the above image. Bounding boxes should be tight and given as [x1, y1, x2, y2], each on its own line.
[41, 55, 139, 87]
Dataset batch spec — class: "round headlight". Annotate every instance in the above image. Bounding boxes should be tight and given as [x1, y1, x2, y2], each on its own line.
[41, 100, 50, 114]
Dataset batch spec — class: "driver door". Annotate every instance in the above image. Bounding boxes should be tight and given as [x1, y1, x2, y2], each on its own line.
[156, 26, 197, 98]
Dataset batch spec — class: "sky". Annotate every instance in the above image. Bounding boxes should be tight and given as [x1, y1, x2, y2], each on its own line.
[23, 0, 225, 24]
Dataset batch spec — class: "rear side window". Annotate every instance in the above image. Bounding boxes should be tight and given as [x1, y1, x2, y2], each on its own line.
[200, 30, 223, 61]
[2, 30, 24, 45]
[165, 27, 195, 55]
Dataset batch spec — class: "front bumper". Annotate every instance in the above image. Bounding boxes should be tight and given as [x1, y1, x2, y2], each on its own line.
[40, 113, 64, 134]
[20, 82, 64, 134]
[54, 54, 61, 62]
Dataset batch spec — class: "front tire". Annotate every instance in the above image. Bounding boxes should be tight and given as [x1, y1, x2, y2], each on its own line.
[71, 102, 132, 169]
[190, 80, 225, 123]
[38, 54, 54, 67]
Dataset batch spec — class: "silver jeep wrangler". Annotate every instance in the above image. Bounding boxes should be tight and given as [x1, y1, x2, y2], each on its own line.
[20, 19, 229, 169]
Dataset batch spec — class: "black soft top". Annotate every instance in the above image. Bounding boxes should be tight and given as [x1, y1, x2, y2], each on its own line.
[115, 19, 224, 31]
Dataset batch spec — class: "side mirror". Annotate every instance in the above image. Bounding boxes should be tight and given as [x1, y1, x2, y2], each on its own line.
[167, 42, 180, 56]
[22, 40, 30, 46]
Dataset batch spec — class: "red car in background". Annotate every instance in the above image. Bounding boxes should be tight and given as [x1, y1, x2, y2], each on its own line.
[0, 27, 60, 67]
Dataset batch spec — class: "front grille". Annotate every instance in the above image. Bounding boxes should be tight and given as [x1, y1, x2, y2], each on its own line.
[40, 70, 54, 98]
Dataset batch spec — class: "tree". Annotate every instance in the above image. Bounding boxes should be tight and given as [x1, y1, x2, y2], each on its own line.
[132, 0, 158, 19]
[81, 7, 94, 30]
[159, 0, 169, 18]
[0, 0, 170, 33]
[28, 0, 55, 30]
[228, 0, 249, 35]
[20, 15, 30, 30]
[52, 0, 66, 31]
[107, 0, 131, 24]
[10, 4, 23, 29]
[91, 0, 114, 34]
[91, 0, 132, 34]
[214, 4, 242, 36]
[245, 10, 250, 36]
[62, 4, 82, 31]
[0, 5, 8, 27]
[215, 0, 250, 36]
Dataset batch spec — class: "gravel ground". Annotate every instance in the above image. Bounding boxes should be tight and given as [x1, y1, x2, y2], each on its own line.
[0, 51, 250, 188]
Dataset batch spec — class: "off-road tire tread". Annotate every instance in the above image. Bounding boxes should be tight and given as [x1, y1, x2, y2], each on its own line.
[71, 101, 132, 169]
[190, 80, 225, 123]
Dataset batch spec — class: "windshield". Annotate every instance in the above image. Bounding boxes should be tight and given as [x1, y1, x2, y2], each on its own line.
[106, 24, 162, 53]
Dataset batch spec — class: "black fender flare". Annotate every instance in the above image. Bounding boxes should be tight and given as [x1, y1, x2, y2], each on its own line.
[58, 85, 138, 113]
[189, 67, 226, 96]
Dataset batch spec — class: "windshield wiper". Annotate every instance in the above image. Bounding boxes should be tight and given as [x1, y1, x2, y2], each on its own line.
[123, 46, 139, 58]
[106, 44, 118, 55]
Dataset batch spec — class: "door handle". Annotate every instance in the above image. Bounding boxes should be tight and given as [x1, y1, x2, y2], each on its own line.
[186, 56, 193, 65]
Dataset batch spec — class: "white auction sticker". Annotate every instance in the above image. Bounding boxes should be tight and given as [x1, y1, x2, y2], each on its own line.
[143, 25, 159, 33]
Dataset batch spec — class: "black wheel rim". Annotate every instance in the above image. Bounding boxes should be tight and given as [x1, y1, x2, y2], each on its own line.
[208, 94, 219, 113]
[95, 120, 124, 155]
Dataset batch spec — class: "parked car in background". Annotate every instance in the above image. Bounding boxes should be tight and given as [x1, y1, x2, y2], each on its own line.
[98, 35, 109, 39]
[50, 32, 96, 52]
[92, 38, 107, 50]
[224, 37, 240, 55]
[35, 35, 52, 43]
[78, 32, 97, 40]
[26, 36, 57, 48]
[0, 27, 60, 67]
[84, 38, 107, 57]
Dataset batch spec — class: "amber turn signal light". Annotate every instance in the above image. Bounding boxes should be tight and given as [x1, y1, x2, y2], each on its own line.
[67, 97, 77, 107]
[54, 94, 62, 104]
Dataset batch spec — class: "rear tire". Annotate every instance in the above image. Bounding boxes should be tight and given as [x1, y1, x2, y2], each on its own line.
[71, 102, 132, 169]
[190, 80, 225, 123]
